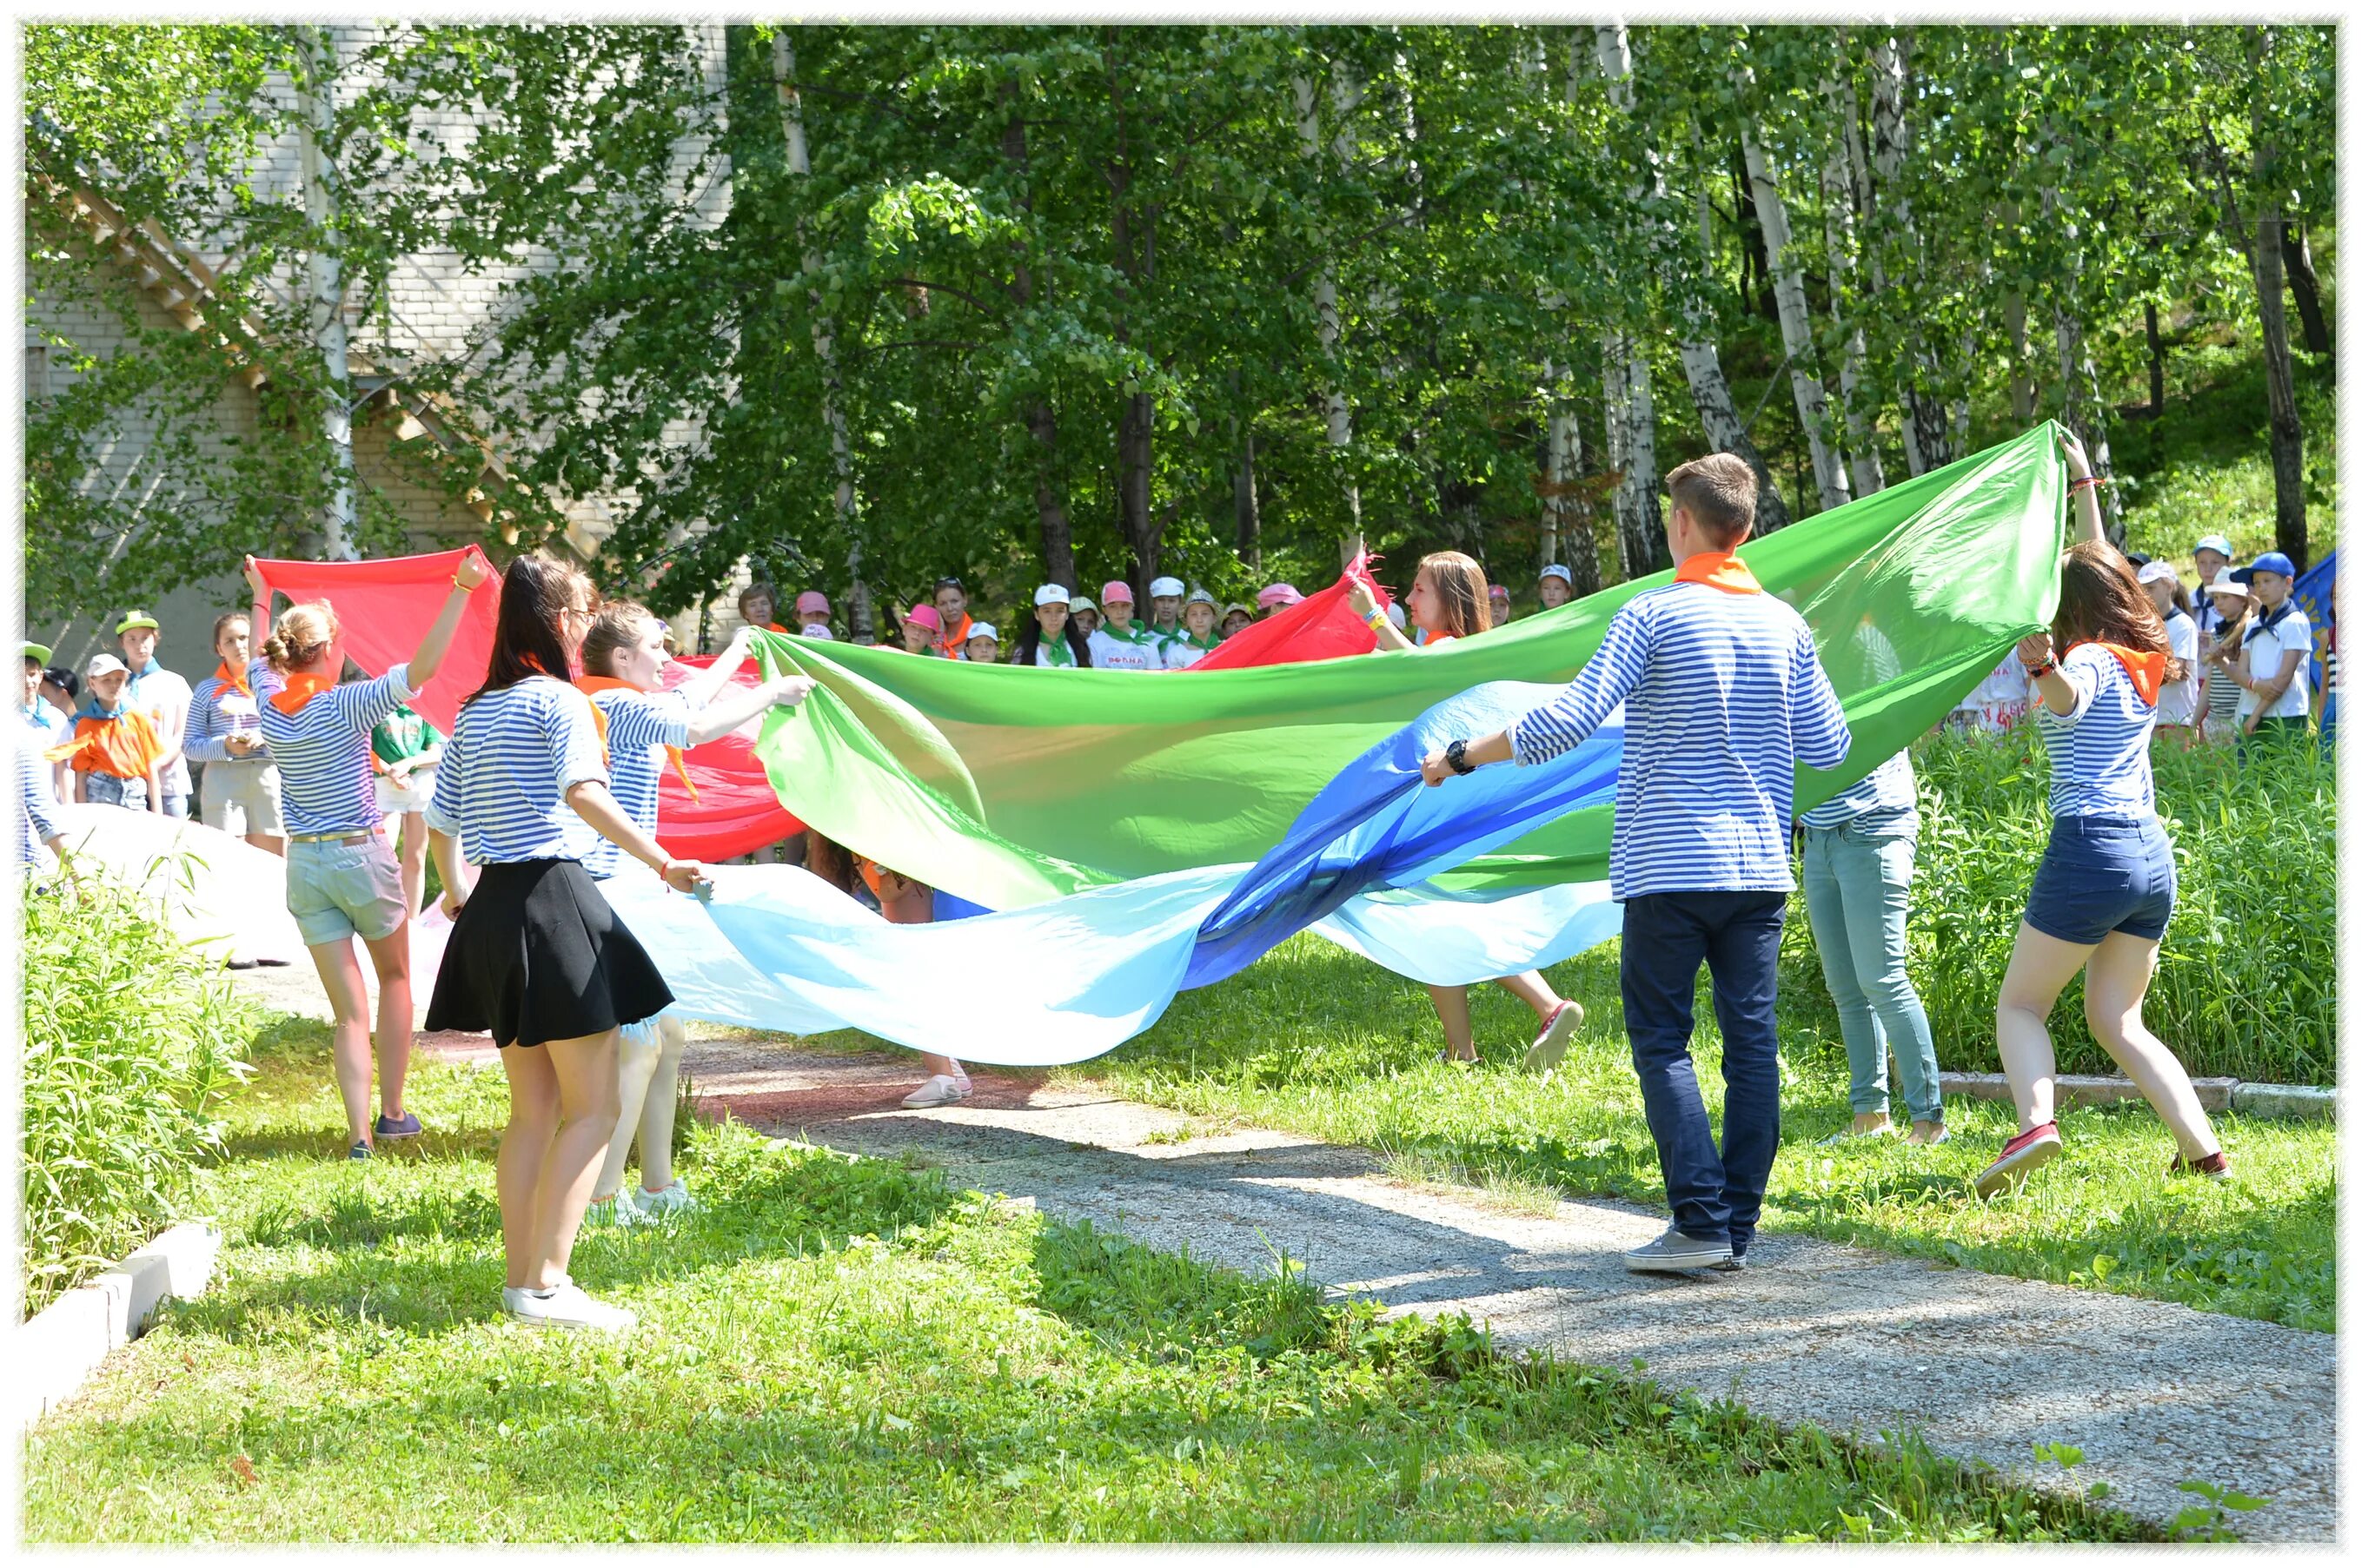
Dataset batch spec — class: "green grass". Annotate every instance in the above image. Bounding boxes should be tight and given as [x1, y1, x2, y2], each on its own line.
[24, 1016, 2158, 1545]
[1033, 934, 2334, 1335]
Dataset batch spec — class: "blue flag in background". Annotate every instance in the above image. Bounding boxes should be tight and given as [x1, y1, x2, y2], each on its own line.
[2293, 550, 2336, 692]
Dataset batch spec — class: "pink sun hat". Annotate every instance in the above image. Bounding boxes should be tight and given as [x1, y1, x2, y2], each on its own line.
[1257, 583, 1303, 609]
[794, 589, 831, 617]
[1099, 579, 1136, 605]
[904, 604, 943, 633]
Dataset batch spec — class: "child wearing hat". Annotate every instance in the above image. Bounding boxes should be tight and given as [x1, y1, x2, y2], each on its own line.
[793, 589, 833, 638]
[2189, 535, 2234, 638]
[1016, 586, 1093, 667]
[2136, 562, 2203, 740]
[1088, 581, 1162, 671]
[899, 603, 945, 655]
[19, 643, 71, 802]
[1256, 583, 1304, 616]
[1219, 603, 1254, 638]
[1145, 575, 1187, 645]
[1069, 595, 1101, 639]
[116, 610, 193, 818]
[964, 623, 1002, 664]
[1537, 564, 1575, 610]
[1162, 589, 1222, 669]
[1488, 583, 1515, 626]
[64, 653, 165, 812]
[2197, 572, 2252, 742]
[2230, 551, 2311, 755]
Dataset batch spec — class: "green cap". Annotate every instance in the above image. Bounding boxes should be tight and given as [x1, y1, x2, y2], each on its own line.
[114, 610, 160, 635]
[22, 642, 52, 665]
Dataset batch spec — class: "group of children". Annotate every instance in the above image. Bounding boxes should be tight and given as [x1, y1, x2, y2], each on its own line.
[1948, 533, 2323, 754]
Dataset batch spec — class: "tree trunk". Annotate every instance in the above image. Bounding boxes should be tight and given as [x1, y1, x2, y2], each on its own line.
[774, 34, 871, 640]
[1002, 89, 1079, 593]
[1541, 361, 1601, 594]
[1231, 420, 1261, 570]
[2252, 199, 2309, 570]
[2001, 261, 2036, 422]
[1292, 65, 1364, 563]
[1593, 24, 1789, 533]
[2055, 308, 2126, 543]
[1602, 333, 1663, 579]
[294, 25, 355, 559]
[1735, 90, 1849, 514]
[1117, 389, 1158, 587]
[2284, 220, 2331, 358]
[1818, 80, 1884, 498]
[1865, 37, 1953, 474]
[2145, 300, 2165, 415]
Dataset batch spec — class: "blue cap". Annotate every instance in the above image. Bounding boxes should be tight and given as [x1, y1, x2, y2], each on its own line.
[2234, 552, 2298, 583]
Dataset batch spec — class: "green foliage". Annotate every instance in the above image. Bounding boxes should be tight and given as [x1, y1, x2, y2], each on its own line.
[1782, 731, 2337, 1086]
[19, 865, 259, 1314]
[22, 1026, 2152, 1541]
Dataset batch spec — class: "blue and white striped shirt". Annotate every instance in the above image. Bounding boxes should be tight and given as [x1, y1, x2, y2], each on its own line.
[428, 677, 610, 864]
[252, 658, 415, 836]
[2037, 644, 2158, 820]
[1509, 581, 1852, 899]
[186, 672, 270, 764]
[15, 726, 63, 870]
[1800, 751, 1917, 830]
[582, 688, 688, 880]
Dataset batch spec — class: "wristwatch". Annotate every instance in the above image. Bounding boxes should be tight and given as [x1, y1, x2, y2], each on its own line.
[1445, 738, 1476, 775]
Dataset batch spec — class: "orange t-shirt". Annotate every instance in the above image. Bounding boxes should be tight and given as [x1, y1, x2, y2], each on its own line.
[61, 708, 164, 778]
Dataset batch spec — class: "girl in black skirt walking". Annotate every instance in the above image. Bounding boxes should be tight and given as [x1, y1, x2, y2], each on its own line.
[424, 556, 708, 1333]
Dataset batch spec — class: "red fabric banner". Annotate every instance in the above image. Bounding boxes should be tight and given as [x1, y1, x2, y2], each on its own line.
[1184, 554, 1393, 672]
[254, 552, 802, 860]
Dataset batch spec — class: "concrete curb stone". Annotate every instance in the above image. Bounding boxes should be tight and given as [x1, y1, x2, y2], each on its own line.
[1940, 1071, 2331, 1118]
[14, 1221, 221, 1432]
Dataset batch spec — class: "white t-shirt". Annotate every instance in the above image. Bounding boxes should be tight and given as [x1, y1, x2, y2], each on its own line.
[1088, 625, 1163, 672]
[125, 665, 195, 797]
[2159, 610, 2201, 727]
[2238, 605, 2313, 719]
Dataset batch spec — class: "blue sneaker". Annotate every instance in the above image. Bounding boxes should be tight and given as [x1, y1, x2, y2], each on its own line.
[375, 1112, 423, 1141]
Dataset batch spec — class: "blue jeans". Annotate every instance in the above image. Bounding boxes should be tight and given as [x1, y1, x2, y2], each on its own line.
[1801, 810, 1942, 1125]
[1619, 890, 1787, 1254]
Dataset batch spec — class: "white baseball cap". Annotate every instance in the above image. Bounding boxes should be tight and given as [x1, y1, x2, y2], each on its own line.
[2205, 571, 2251, 599]
[965, 622, 999, 644]
[2135, 561, 2180, 586]
[85, 652, 129, 678]
[1148, 575, 1185, 599]
[1540, 564, 1574, 585]
[1032, 584, 1071, 608]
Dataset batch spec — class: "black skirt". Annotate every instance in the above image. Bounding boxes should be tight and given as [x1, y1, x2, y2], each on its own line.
[425, 858, 673, 1049]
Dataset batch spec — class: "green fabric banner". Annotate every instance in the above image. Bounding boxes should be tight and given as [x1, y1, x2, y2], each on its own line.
[739, 423, 2067, 909]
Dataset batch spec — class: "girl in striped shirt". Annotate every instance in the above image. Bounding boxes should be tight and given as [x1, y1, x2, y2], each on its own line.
[1346, 552, 1585, 1073]
[1975, 433, 2229, 1197]
[243, 552, 484, 1159]
[423, 557, 709, 1334]
[573, 605, 812, 1227]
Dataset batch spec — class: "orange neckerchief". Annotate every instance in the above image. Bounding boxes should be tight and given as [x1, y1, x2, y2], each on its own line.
[2073, 642, 2168, 708]
[213, 660, 253, 702]
[574, 676, 699, 802]
[1672, 550, 1764, 595]
[1422, 632, 1458, 647]
[268, 672, 335, 716]
[53, 708, 163, 777]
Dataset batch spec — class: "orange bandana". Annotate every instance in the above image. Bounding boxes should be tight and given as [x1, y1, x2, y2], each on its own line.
[574, 676, 698, 802]
[2074, 642, 2168, 708]
[268, 672, 335, 716]
[1673, 550, 1764, 594]
[214, 660, 253, 701]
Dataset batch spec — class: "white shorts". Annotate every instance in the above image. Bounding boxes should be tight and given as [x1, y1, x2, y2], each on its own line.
[201, 758, 286, 837]
[374, 766, 437, 819]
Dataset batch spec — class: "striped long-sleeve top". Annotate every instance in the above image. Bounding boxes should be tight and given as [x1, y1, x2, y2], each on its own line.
[1508, 579, 1852, 899]
[428, 677, 611, 864]
[252, 658, 415, 837]
[16, 726, 63, 870]
[581, 688, 690, 880]
[186, 669, 270, 764]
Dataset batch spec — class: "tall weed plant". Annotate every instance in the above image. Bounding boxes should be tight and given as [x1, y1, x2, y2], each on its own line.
[20, 863, 259, 1316]
[1782, 731, 2337, 1085]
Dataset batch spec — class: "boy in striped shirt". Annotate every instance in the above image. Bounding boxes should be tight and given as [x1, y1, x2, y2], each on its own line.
[1422, 453, 1852, 1274]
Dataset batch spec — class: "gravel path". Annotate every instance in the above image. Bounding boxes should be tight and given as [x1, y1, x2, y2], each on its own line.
[240, 972, 2338, 1542]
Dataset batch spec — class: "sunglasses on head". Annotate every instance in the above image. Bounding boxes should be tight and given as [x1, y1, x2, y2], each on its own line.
[935, 577, 964, 591]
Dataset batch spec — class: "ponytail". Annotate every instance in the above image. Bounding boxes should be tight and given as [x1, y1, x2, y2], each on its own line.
[262, 602, 338, 673]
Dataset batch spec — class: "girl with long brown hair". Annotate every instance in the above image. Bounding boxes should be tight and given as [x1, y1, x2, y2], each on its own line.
[1345, 552, 1584, 1071]
[423, 555, 711, 1332]
[1974, 430, 2226, 1197]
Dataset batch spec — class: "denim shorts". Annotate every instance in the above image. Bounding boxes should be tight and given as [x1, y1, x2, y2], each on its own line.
[284, 833, 408, 948]
[2023, 814, 2175, 945]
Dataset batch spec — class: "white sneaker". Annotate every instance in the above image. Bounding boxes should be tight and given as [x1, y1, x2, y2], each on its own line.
[502, 1280, 638, 1332]
[635, 1179, 697, 1217]
[902, 1073, 973, 1109]
[1522, 1000, 1584, 1074]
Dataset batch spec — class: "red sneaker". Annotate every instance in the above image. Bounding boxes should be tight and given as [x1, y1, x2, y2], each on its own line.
[1973, 1121, 2062, 1198]
[2168, 1150, 2232, 1181]
[1522, 1000, 1583, 1074]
